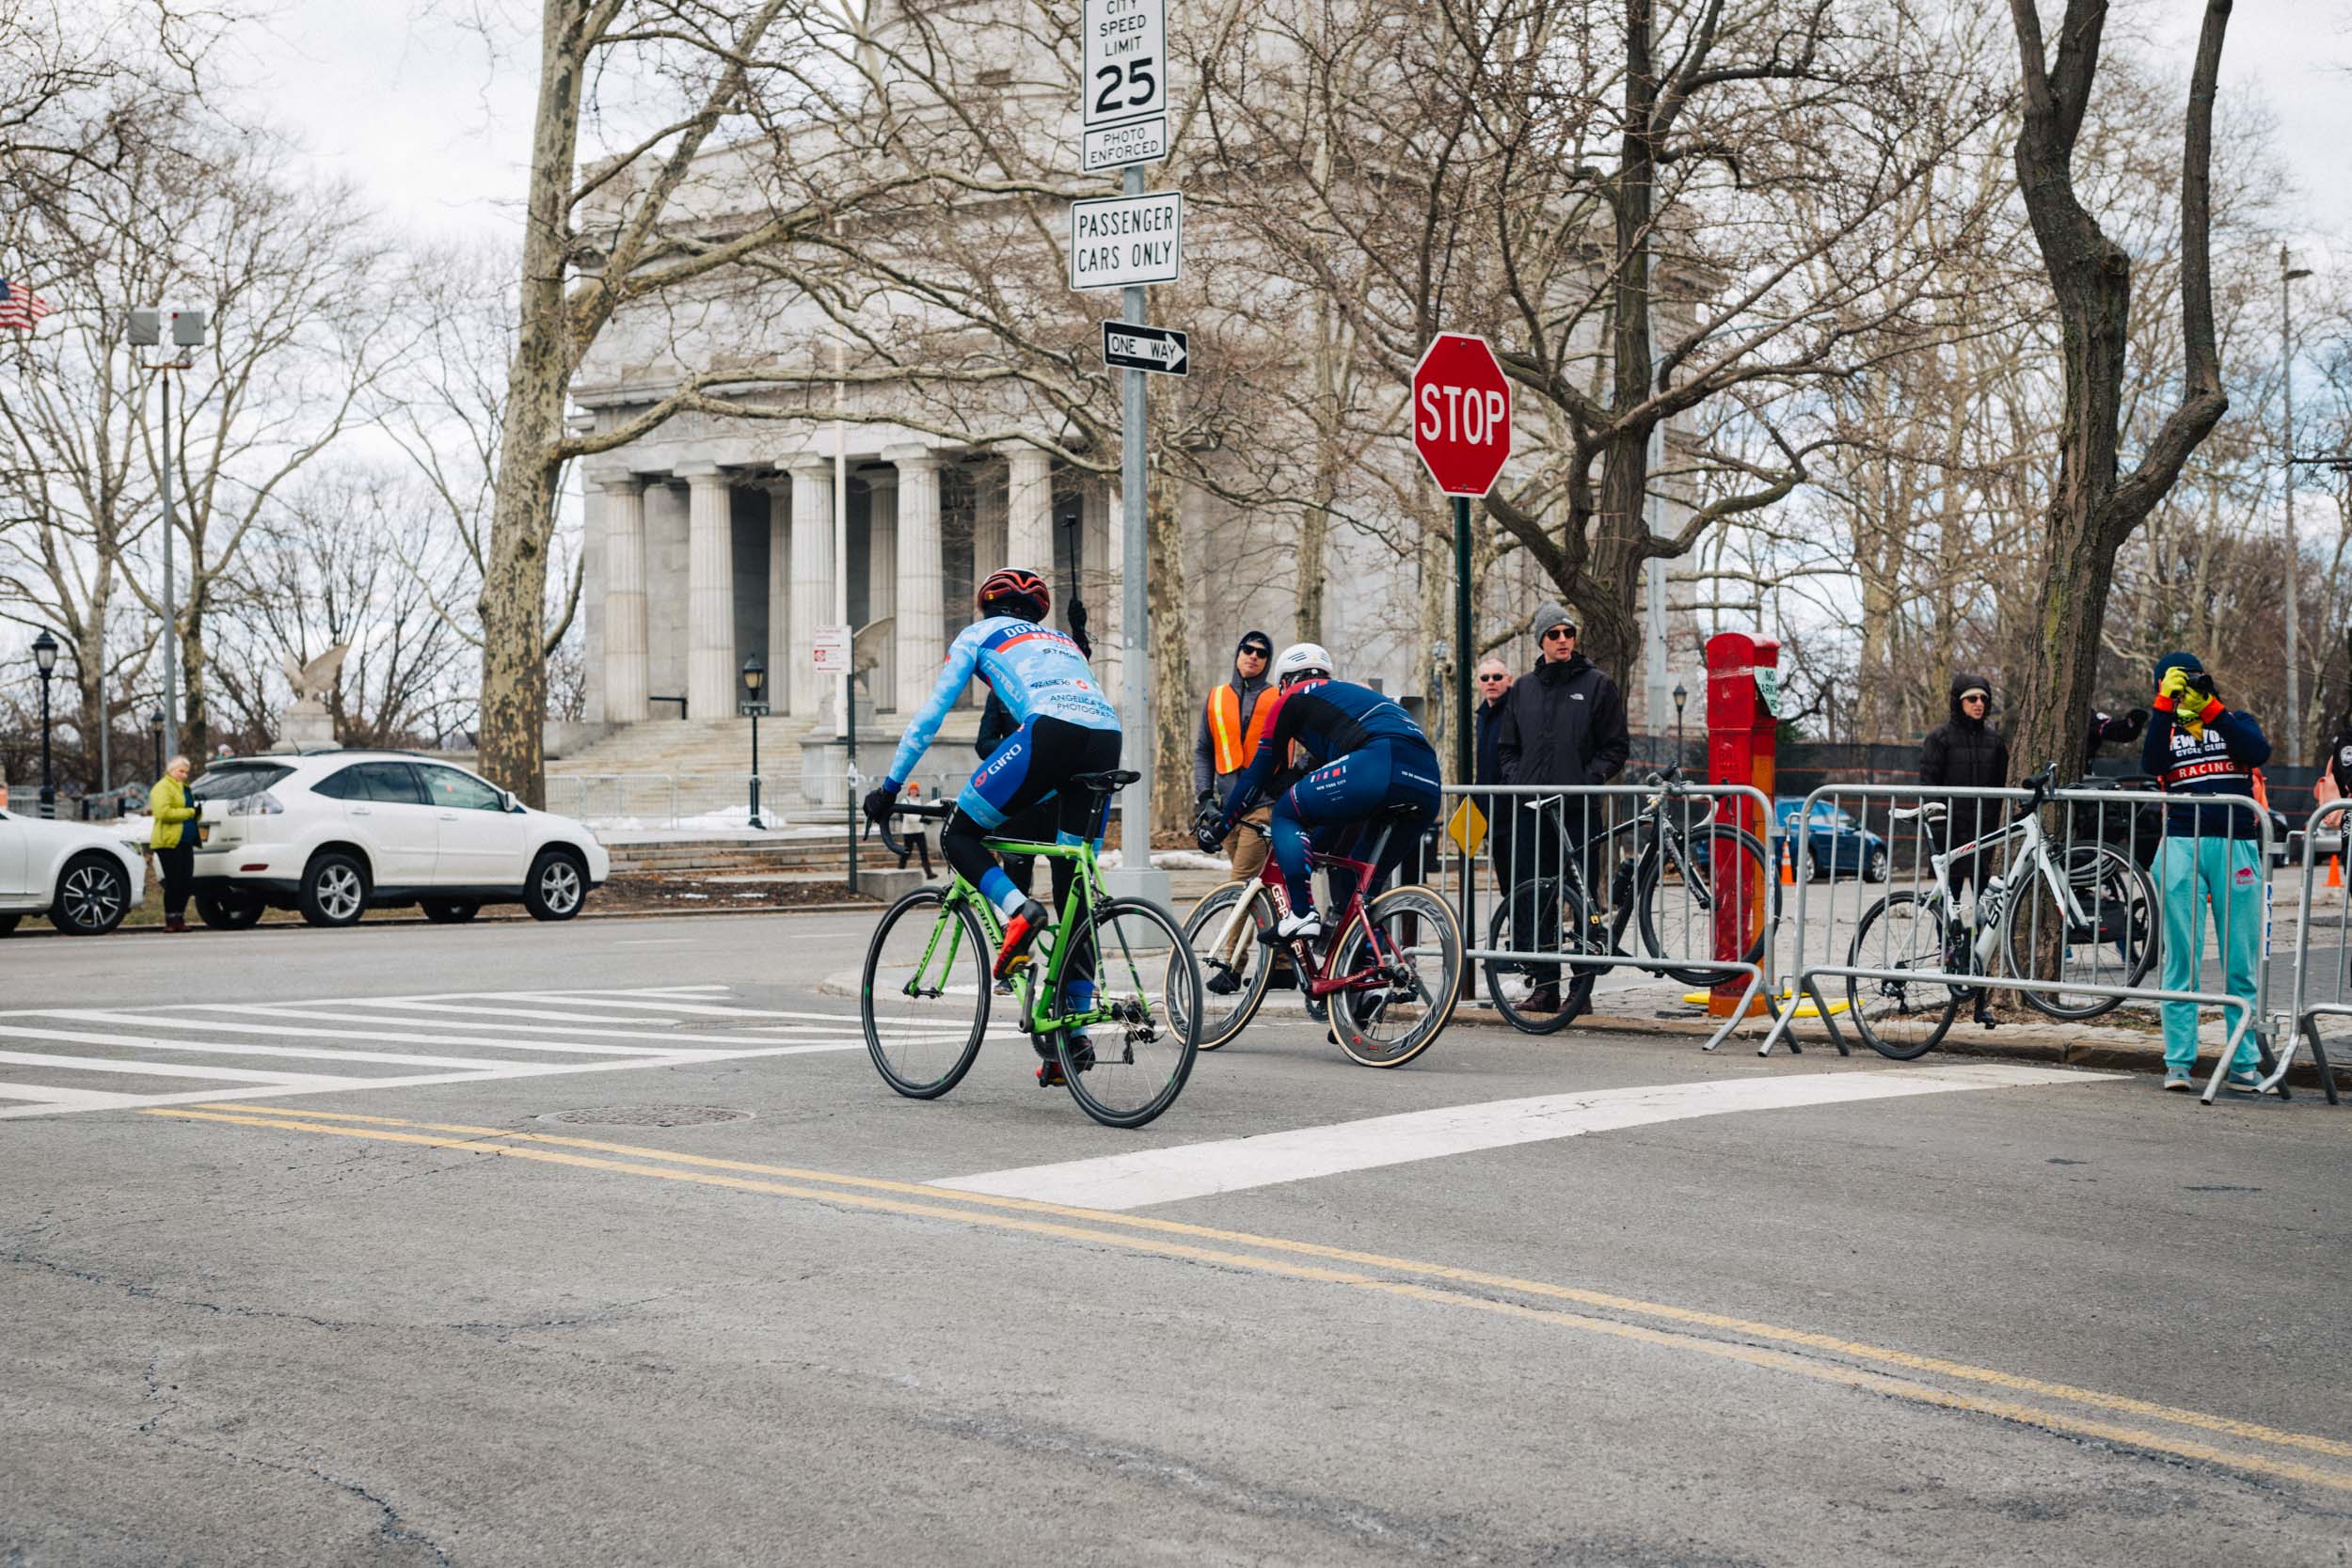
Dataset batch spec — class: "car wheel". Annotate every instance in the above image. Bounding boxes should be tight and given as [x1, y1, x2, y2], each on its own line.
[523, 849, 586, 921]
[196, 890, 266, 930]
[1864, 847, 1888, 884]
[298, 852, 370, 927]
[51, 853, 131, 935]
[421, 899, 481, 925]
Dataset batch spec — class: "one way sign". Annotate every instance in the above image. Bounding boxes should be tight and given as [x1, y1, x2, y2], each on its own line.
[1102, 321, 1189, 376]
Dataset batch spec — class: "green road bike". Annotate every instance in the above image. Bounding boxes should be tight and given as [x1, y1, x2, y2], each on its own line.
[861, 768, 1204, 1129]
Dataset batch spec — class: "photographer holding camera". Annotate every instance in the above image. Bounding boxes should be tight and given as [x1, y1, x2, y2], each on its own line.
[2141, 652, 2270, 1093]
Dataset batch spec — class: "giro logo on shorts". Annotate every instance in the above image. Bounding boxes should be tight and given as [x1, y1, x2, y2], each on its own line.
[2234, 864, 2257, 887]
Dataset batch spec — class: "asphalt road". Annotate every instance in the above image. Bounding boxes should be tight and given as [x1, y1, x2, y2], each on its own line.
[6, 910, 2351, 1566]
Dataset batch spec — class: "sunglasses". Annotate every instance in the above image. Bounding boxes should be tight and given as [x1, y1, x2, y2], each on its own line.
[1238, 646, 1270, 658]
[1541, 626, 1577, 641]
[1478, 673, 1509, 683]
[1961, 691, 1989, 704]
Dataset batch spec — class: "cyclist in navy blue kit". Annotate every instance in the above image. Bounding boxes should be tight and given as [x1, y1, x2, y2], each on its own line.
[1193, 642, 1443, 942]
[862, 569, 1121, 1026]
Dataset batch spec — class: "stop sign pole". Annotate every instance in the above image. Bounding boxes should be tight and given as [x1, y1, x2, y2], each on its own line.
[1410, 334, 1513, 793]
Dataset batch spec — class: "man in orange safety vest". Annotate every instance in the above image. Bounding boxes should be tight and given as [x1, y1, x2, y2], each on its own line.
[1194, 630, 1277, 879]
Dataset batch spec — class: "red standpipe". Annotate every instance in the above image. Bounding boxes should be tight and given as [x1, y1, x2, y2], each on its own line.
[1706, 632, 1779, 1017]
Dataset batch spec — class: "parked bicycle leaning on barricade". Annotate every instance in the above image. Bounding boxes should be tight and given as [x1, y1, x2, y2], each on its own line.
[1439, 778, 1775, 1049]
[1762, 765, 2288, 1103]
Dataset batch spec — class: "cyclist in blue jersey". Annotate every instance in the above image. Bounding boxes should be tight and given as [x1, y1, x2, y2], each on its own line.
[1193, 642, 1443, 942]
[862, 567, 1122, 1013]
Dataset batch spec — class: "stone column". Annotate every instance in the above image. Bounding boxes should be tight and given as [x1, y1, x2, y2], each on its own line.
[973, 454, 1008, 583]
[865, 468, 899, 710]
[677, 462, 735, 721]
[766, 483, 791, 715]
[886, 444, 945, 717]
[1007, 446, 1055, 584]
[598, 475, 650, 724]
[788, 456, 836, 719]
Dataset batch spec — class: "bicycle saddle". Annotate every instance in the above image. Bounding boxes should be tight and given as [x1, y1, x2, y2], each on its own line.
[1070, 768, 1143, 792]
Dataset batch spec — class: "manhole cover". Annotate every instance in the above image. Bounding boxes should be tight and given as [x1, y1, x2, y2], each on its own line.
[539, 1104, 754, 1128]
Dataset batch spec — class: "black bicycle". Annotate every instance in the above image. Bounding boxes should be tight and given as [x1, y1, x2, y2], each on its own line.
[1484, 768, 1774, 1034]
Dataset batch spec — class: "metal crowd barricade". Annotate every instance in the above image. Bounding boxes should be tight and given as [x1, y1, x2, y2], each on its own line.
[1440, 780, 1779, 1053]
[1759, 779, 2284, 1104]
[2280, 798, 2349, 1104]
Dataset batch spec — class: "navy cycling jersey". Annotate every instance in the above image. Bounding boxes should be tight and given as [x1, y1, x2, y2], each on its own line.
[888, 615, 1119, 787]
[1219, 678, 1431, 820]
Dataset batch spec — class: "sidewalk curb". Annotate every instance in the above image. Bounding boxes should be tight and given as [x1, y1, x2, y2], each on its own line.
[1451, 1005, 2346, 1095]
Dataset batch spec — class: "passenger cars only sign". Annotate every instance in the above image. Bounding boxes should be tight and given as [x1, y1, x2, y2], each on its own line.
[1068, 190, 1184, 292]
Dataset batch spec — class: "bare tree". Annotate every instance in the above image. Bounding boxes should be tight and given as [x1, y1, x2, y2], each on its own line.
[2001, 0, 2231, 784]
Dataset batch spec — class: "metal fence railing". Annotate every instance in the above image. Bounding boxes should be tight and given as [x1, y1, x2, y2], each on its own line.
[1755, 776, 2296, 1104]
[2280, 798, 2350, 1105]
[1438, 780, 1778, 1053]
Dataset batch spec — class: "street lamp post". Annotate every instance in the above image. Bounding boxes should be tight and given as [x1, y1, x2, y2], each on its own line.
[2282, 246, 2314, 766]
[1672, 682, 1689, 771]
[32, 629, 57, 818]
[129, 307, 207, 764]
[149, 708, 165, 779]
[740, 654, 769, 831]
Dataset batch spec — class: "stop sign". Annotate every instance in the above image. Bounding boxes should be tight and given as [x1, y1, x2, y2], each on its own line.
[1411, 333, 1512, 498]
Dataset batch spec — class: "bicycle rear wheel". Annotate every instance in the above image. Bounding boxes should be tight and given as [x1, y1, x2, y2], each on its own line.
[1844, 892, 1960, 1060]
[1638, 826, 1772, 986]
[1486, 879, 1597, 1035]
[2007, 844, 2157, 1021]
[862, 887, 991, 1098]
[1180, 879, 1278, 1050]
[1055, 897, 1202, 1129]
[1330, 884, 1461, 1067]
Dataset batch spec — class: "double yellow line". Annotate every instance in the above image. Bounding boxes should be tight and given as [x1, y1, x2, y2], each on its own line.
[145, 1101, 2352, 1496]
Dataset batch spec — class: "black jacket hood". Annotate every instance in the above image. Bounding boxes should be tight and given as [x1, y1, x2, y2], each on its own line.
[1947, 673, 1992, 727]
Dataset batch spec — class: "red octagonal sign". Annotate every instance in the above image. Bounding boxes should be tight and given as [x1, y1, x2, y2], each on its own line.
[1411, 332, 1512, 498]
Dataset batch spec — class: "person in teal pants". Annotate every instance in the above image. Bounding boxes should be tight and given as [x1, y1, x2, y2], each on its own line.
[2140, 652, 2270, 1092]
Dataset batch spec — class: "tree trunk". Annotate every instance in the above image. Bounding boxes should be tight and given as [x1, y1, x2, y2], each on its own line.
[476, 0, 592, 807]
[2003, 0, 2230, 788]
[1147, 469, 1191, 842]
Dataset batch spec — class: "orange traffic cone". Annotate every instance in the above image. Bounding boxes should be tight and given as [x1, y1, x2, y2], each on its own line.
[1779, 840, 1796, 886]
[2330, 855, 2343, 889]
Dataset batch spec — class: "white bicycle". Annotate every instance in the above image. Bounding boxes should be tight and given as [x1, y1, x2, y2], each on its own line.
[1844, 764, 2158, 1059]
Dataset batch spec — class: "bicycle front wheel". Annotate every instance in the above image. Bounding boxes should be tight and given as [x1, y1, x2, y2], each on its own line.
[1055, 897, 1202, 1129]
[1844, 891, 1959, 1060]
[1486, 879, 1597, 1036]
[1638, 826, 1772, 986]
[2007, 844, 2158, 1021]
[1180, 879, 1278, 1050]
[862, 887, 992, 1098]
[1331, 884, 1462, 1068]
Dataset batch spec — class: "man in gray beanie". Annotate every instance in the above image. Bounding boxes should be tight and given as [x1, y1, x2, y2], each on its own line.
[1497, 604, 1628, 1013]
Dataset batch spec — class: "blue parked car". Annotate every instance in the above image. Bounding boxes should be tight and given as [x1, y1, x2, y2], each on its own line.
[1774, 798, 1888, 882]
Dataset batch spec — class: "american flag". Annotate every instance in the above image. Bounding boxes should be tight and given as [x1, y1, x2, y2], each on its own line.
[0, 279, 55, 332]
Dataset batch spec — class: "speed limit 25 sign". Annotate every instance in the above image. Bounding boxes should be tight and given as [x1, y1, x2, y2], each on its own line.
[1083, 0, 1164, 128]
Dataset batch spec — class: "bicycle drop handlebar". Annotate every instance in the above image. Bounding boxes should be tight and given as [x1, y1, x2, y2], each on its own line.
[866, 800, 952, 870]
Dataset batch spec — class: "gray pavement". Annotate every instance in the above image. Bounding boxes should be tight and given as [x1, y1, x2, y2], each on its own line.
[6, 910, 2352, 1565]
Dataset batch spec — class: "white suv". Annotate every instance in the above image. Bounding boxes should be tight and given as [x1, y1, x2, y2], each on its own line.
[191, 752, 611, 929]
[0, 807, 148, 936]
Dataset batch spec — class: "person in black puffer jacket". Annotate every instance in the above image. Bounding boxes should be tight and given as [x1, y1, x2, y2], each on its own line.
[1495, 602, 1629, 1013]
[1918, 673, 2010, 895]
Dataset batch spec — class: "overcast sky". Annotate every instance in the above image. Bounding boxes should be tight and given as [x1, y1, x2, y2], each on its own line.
[240, 2, 2352, 261]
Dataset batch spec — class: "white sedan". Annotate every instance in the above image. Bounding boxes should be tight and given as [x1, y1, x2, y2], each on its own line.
[0, 807, 149, 936]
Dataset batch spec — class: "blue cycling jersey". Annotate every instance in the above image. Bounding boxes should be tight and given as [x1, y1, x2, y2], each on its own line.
[886, 616, 1120, 787]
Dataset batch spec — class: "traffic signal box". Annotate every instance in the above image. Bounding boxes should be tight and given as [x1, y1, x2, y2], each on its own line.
[1706, 633, 1779, 1017]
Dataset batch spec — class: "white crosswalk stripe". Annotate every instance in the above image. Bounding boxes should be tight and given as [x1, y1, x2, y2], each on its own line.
[0, 987, 927, 1120]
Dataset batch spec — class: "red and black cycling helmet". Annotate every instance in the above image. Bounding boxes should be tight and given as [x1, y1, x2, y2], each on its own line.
[977, 567, 1050, 623]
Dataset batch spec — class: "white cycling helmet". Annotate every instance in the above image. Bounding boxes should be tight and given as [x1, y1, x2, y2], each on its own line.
[1273, 641, 1333, 686]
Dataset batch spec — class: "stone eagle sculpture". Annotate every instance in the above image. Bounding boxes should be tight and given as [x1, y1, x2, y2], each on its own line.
[280, 643, 350, 707]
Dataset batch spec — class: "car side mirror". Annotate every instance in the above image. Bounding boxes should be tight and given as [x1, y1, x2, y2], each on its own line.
[503, 791, 523, 813]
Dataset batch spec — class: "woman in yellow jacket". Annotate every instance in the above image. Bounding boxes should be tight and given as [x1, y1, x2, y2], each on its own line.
[149, 754, 198, 932]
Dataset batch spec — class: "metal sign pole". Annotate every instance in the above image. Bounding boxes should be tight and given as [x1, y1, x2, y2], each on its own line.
[1454, 493, 1473, 934]
[160, 369, 176, 765]
[1120, 160, 1152, 870]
